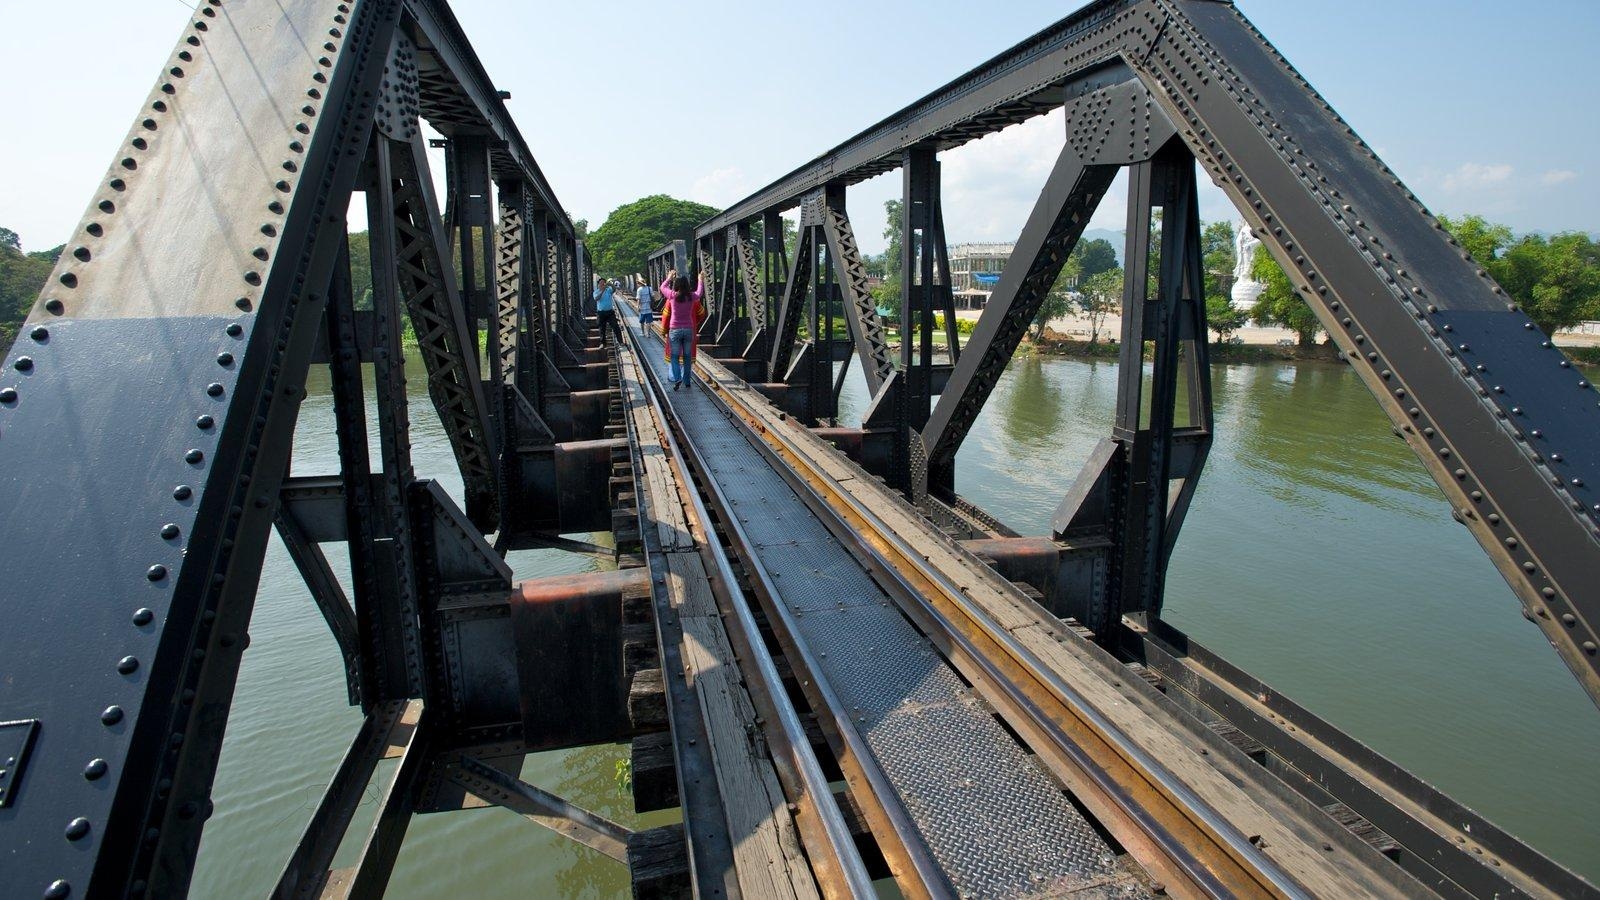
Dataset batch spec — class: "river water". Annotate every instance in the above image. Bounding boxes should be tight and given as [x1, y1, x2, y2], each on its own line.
[190, 354, 1600, 895]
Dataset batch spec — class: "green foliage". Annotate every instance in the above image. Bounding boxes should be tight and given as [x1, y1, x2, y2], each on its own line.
[1440, 215, 1600, 333]
[1199, 221, 1248, 341]
[871, 199, 905, 310]
[1077, 267, 1123, 344]
[931, 313, 976, 336]
[1250, 251, 1320, 346]
[585, 195, 718, 279]
[1074, 238, 1118, 279]
[1034, 254, 1082, 340]
[1201, 220, 1234, 302]
[1206, 295, 1249, 342]
[0, 231, 57, 352]
[1439, 214, 1513, 267]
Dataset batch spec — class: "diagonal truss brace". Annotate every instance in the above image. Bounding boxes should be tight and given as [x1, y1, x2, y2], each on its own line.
[819, 187, 895, 397]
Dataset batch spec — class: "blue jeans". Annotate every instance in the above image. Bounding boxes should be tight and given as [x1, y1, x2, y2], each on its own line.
[668, 328, 693, 383]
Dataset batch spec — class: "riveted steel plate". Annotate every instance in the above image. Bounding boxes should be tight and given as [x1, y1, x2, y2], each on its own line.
[633, 318, 1143, 898]
[0, 719, 40, 808]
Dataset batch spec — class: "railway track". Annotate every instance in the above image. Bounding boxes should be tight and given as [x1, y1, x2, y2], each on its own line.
[617, 302, 1424, 899]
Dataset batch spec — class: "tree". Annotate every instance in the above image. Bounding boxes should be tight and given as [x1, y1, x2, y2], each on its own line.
[1439, 215, 1600, 334]
[1198, 221, 1246, 341]
[573, 218, 589, 241]
[1206, 295, 1249, 342]
[1249, 251, 1320, 347]
[1074, 238, 1118, 279]
[584, 195, 718, 278]
[1496, 232, 1600, 333]
[0, 229, 56, 352]
[1439, 214, 1512, 267]
[871, 199, 904, 310]
[1201, 220, 1234, 302]
[1033, 254, 1082, 340]
[1077, 267, 1123, 344]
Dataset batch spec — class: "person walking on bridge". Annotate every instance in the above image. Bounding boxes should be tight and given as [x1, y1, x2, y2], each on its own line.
[593, 277, 619, 342]
[660, 269, 705, 390]
[635, 276, 655, 326]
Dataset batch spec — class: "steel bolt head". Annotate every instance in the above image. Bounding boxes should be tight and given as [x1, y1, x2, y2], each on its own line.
[0, 388, 16, 403]
[196, 415, 214, 430]
[15, 356, 34, 372]
[206, 382, 224, 397]
[45, 879, 70, 899]
[83, 759, 108, 781]
[133, 607, 154, 626]
[30, 326, 48, 342]
[65, 818, 90, 841]
[185, 449, 204, 465]
[225, 323, 243, 337]
[117, 656, 140, 675]
[146, 565, 166, 582]
[161, 523, 180, 539]
[101, 706, 123, 725]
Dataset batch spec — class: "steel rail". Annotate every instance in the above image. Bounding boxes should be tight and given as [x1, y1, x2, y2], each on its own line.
[615, 303, 877, 899]
[687, 358, 1343, 899]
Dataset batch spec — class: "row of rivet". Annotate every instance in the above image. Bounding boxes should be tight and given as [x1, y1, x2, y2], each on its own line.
[1141, 11, 1575, 643]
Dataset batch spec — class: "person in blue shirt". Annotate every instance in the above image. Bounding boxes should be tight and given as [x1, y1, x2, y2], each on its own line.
[635, 276, 655, 326]
[593, 278, 619, 342]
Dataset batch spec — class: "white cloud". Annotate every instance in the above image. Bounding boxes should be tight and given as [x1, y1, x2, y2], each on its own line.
[940, 109, 1071, 243]
[1541, 169, 1579, 186]
[1440, 162, 1514, 192]
[688, 167, 753, 208]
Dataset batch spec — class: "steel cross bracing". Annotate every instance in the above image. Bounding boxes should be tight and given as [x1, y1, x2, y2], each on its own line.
[0, 0, 609, 895]
[689, 0, 1600, 714]
[2, 0, 1599, 898]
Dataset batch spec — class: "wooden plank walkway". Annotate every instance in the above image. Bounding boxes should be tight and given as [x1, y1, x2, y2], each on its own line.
[617, 334, 820, 900]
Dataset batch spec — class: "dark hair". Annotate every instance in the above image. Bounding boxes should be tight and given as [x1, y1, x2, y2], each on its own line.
[672, 275, 691, 297]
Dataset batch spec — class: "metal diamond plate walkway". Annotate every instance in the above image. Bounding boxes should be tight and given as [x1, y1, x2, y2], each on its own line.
[628, 310, 1145, 898]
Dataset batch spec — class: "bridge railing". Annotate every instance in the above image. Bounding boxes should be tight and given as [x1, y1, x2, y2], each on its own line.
[686, 0, 1600, 719]
[0, 1, 603, 895]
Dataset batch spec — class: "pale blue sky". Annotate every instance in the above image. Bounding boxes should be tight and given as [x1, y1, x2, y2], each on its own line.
[1, 0, 1594, 257]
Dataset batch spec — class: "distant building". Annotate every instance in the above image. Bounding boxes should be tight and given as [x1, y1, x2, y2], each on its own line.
[948, 242, 1013, 309]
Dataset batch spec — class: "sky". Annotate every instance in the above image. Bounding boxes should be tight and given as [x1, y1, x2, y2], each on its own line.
[1, 0, 1595, 258]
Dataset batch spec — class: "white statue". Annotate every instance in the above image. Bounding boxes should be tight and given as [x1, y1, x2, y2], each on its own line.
[1231, 223, 1265, 311]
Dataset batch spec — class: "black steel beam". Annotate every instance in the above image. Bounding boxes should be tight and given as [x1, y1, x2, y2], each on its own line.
[694, 0, 1140, 236]
[403, 0, 574, 234]
[1137, 0, 1600, 705]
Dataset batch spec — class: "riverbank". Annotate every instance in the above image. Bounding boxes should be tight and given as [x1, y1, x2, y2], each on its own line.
[1022, 328, 1345, 363]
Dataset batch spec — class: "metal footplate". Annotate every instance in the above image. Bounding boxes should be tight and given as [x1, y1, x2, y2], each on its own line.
[632, 315, 1144, 898]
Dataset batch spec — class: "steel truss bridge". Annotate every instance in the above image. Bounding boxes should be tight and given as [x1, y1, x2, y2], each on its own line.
[1, 1, 1596, 897]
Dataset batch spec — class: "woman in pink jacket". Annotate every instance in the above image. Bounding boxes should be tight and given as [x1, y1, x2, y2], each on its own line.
[659, 269, 705, 390]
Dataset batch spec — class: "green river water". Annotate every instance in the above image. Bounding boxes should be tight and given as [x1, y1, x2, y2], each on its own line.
[188, 353, 1600, 896]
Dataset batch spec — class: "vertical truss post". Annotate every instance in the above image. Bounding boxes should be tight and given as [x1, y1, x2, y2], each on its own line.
[697, 236, 720, 341]
[734, 222, 764, 361]
[932, 197, 960, 363]
[820, 183, 895, 399]
[769, 212, 815, 399]
[448, 135, 494, 363]
[362, 135, 430, 702]
[752, 210, 789, 373]
[812, 213, 838, 423]
[1065, 137, 1212, 632]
